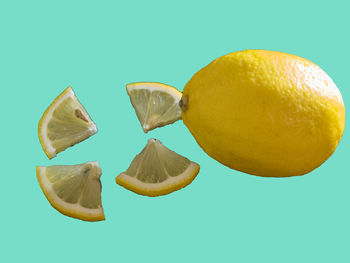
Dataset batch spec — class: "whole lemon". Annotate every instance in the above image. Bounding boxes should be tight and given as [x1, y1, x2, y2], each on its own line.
[180, 50, 345, 177]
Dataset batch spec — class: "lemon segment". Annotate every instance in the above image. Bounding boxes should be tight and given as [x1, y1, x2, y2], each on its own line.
[36, 162, 105, 222]
[126, 82, 182, 133]
[38, 87, 97, 159]
[116, 139, 200, 196]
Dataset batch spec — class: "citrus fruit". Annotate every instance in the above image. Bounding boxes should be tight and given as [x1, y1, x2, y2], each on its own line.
[36, 161, 105, 221]
[127, 82, 182, 133]
[116, 138, 200, 196]
[38, 87, 97, 159]
[180, 50, 345, 177]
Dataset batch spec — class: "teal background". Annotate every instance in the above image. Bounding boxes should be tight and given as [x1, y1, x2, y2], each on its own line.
[0, 0, 349, 262]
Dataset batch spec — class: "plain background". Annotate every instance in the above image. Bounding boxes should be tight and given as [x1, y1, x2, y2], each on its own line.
[0, 0, 349, 262]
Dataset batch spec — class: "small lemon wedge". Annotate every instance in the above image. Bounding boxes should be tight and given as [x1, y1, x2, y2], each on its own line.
[126, 82, 182, 133]
[38, 87, 97, 159]
[116, 139, 200, 197]
[36, 161, 105, 222]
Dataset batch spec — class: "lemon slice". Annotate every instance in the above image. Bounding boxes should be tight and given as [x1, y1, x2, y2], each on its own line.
[38, 87, 98, 159]
[36, 161, 105, 221]
[116, 139, 200, 197]
[126, 82, 182, 133]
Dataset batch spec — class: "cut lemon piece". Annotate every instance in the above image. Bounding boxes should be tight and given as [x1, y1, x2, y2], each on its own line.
[116, 139, 200, 197]
[127, 82, 182, 133]
[38, 87, 97, 159]
[36, 161, 105, 222]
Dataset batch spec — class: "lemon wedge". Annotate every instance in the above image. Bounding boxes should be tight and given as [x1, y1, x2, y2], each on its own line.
[126, 82, 182, 133]
[36, 161, 105, 222]
[38, 87, 97, 159]
[116, 139, 200, 197]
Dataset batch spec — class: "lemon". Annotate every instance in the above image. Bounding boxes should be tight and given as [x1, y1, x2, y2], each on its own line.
[127, 82, 182, 133]
[36, 161, 105, 221]
[180, 50, 345, 177]
[116, 138, 200, 196]
[38, 87, 97, 159]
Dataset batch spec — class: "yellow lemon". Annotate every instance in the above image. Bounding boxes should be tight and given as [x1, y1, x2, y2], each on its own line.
[180, 50, 345, 177]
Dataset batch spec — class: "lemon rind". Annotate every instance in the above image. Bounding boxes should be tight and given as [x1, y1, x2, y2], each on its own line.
[116, 162, 200, 197]
[38, 87, 97, 159]
[36, 163, 105, 222]
[126, 82, 182, 100]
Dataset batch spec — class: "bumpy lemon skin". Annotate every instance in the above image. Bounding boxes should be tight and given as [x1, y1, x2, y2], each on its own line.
[181, 50, 345, 177]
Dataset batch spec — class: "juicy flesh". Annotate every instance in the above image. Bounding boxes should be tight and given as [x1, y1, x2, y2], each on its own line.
[45, 163, 102, 209]
[128, 89, 182, 132]
[47, 97, 96, 152]
[125, 139, 190, 183]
